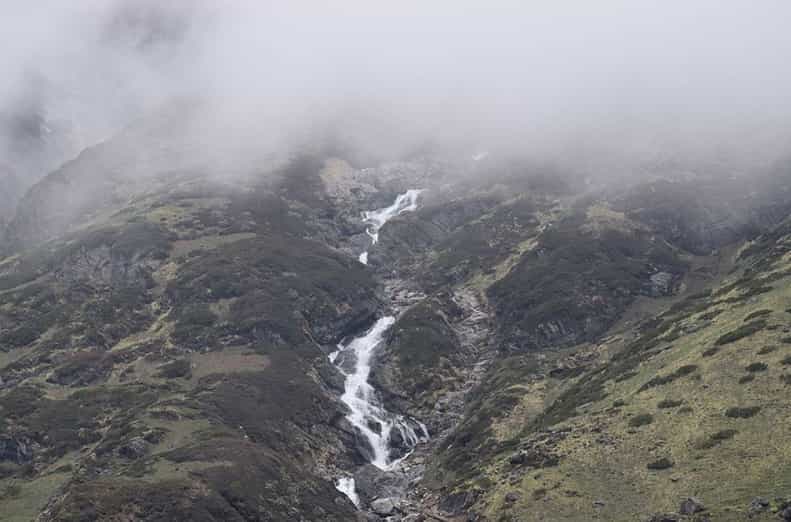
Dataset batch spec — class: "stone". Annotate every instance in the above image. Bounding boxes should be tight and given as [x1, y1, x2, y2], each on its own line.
[649, 271, 675, 296]
[371, 498, 396, 516]
[508, 448, 559, 468]
[747, 497, 769, 514]
[354, 464, 407, 504]
[504, 492, 520, 503]
[678, 497, 705, 515]
[0, 437, 32, 464]
[438, 490, 478, 515]
[117, 437, 149, 460]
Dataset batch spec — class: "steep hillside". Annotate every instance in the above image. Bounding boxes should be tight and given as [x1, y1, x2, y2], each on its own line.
[420, 204, 791, 521]
[0, 145, 429, 520]
[2, 124, 791, 522]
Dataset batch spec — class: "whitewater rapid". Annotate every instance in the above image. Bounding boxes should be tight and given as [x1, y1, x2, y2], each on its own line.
[333, 190, 428, 505]
[358, 189, 421, 265]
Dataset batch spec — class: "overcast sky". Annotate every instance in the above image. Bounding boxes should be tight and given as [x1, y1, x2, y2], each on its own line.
[2, 1, 791, 173]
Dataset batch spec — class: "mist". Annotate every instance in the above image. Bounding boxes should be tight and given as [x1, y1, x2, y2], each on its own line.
[2, 0, 791, 185]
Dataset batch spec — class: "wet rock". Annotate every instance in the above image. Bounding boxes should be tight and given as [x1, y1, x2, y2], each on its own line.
[351, 429, 376, 464]
[334, 349, 359, 375]
[317, 360, 346, 392]
[371, 497, 396, 516]
[0, 437, 32, 464]
[354, 464, 408, 505]
[678, 497, 705, 515]
[367, 419, 383, 435]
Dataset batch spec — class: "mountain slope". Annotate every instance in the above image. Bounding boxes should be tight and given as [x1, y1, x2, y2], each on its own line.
[420, 202, 791, 521]
[2, 121, 791, 521]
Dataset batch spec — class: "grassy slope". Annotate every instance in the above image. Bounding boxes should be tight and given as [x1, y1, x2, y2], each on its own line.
[0, 157, 371, 520]
[445, 218, 791, 521]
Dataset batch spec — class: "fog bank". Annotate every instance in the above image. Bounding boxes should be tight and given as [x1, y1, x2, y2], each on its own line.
[2, 1, 791, 181]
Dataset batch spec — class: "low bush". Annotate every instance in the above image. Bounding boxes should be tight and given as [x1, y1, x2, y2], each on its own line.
[695, 429, 738, 450]
[628, 413, 654, 427]
[639, 365, 698, 391]
[745, 362, 768, 373]
[715, 320, 767, 346]
[646, 457, 674, 470]
[724, 406, 761, 418]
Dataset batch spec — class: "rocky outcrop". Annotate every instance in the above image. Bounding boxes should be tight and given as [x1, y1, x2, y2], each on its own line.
[0, 437, 32, 464]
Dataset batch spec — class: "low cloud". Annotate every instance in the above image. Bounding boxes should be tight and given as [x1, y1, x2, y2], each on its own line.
[2, 1, 791, 184]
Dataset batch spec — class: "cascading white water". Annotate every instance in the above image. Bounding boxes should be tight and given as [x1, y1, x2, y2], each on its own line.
[333, 190, 428, 504]
[336, 477, 360, 508]
[357, 189, 422, 265]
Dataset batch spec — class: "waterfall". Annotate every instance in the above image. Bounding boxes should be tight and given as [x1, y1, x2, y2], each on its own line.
[357, 189, 421, 265]
[333, 190, 428, 505]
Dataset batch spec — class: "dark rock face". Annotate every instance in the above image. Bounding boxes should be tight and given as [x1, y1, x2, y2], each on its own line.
[438, 490, 478, 516]
[117, 437, 149, 460]
[488, 211, 687, 351]
[0, 437, 32, 464]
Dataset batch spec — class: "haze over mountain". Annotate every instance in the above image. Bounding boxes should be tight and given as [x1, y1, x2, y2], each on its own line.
[2, 2, 791, 521]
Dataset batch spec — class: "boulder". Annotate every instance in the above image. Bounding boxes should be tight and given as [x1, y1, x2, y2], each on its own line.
[117, 437, 149, 460]
[678, 497, 705, 515]
[504, 492, 520, 503]
[438, 490, 478, 516]
[747, 497, 769, 514]
[648, 271, 675, 296]
[370, 498, 396, 516]
[354, 464, 408, 504]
